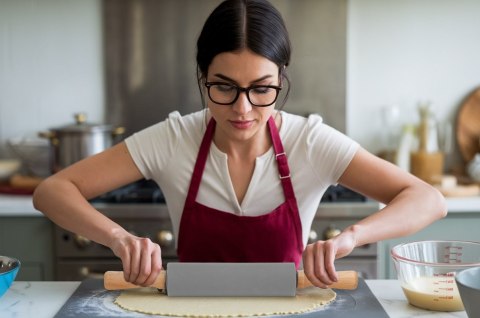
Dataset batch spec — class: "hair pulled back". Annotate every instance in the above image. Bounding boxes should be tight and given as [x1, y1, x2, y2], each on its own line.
[196, 0, 291, 108]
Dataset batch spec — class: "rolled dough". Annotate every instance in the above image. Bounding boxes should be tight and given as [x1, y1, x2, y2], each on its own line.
[114, 287, 336, 317]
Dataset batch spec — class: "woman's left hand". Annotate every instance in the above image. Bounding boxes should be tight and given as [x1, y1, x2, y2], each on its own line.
[302, 226, 357, 288]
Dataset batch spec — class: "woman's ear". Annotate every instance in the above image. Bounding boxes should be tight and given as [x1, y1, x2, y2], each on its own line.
[196, 67, 209, 109]
[279, 65, 286, 86]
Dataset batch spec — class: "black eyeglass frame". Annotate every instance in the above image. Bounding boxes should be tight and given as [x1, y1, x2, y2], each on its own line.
[204, 81, 282, 107]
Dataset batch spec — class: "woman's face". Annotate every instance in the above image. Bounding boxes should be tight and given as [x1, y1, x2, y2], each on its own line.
[206, 49, 279, 144]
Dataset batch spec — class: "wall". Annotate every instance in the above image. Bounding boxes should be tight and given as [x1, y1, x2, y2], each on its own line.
[0, 0, 104, 158]
[276, 0, 347, 131]
[103, 0, 347, 136]
[347, 0, 480, 168]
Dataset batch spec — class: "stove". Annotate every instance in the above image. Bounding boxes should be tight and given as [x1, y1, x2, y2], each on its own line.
[90, 180, 166, 204]
[321, 184, 367, 202]
[54, 182, 379, 281]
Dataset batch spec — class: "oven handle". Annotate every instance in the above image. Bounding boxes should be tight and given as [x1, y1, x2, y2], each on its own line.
[79, 266, 107, 279]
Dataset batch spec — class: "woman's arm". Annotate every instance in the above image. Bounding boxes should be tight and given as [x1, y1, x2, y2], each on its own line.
[340, 147, 447, 244]
[302, 147, 447, 288]
[33, 142, 162, 286]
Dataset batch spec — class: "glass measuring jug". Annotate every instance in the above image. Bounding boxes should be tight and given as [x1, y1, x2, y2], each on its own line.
[391, 240, 480, 311]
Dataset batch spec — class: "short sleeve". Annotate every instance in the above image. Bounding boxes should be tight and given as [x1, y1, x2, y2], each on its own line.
[124, 111, 184, 180]
[305, 114, 360, 184]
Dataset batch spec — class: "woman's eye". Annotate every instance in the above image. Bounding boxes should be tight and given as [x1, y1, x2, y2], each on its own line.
[252, 86, 271, 94]
[216, 84, 235, 92]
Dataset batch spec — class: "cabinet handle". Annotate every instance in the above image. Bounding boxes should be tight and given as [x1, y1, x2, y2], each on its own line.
[308, 230, 318, 243]
[323, 225, 341, 240]
[157, 230, 174, 247]
[79, 266, 105, 279]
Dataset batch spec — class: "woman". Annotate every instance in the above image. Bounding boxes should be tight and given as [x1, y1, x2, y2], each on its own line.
[33, 0, 446, 289]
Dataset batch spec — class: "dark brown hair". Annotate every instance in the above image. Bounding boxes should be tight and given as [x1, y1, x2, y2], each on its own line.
[196, 0, 291, 109]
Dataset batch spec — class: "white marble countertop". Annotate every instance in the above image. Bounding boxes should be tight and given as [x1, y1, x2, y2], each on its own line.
[1, 194, 479, 217]
[444, 196, 480, 212]
[0, 194, 39, 216]
[0, 280, 467, 318]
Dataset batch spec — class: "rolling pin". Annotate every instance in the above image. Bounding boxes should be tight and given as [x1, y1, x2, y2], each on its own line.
[104, 262, 358, 297]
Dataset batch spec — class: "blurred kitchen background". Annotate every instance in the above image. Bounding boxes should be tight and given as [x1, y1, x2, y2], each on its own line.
[2, 0, 480, 283]
[1, 0, 480, 181]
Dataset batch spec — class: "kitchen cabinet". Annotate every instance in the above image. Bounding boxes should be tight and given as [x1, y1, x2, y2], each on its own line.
[0, 217, 54, 281]
[377, 211, 480, 279]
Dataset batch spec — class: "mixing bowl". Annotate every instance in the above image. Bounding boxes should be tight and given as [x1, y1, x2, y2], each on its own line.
[7, 137, 51, 177]
[456, 267, 480, 318]
[391, 240, 480, 312]
[0, 159, 21, 181]
[0, 256, 21, 298]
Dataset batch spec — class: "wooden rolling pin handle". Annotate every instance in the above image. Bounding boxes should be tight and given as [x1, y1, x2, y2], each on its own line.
[297, 270, 358, 290]
[104, 270, 166, 290]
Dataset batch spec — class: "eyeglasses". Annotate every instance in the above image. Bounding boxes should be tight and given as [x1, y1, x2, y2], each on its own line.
[204, 82, 282, 107]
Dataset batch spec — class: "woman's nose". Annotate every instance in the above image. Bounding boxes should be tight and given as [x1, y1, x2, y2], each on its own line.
[232, 92, 252, 114]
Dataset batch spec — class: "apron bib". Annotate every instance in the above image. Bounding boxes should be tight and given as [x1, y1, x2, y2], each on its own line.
[177, 116, 304, 268]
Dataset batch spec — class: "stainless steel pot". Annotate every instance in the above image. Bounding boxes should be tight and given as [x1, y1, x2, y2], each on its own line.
[40, 113, 124, 173]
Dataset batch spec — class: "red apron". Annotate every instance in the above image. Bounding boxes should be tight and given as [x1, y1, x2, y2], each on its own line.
[177, 116, 304, 268]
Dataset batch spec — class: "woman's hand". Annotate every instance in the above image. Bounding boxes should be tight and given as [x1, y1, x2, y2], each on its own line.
[302, 226, 358, 288]
[109, 229, 163, 287]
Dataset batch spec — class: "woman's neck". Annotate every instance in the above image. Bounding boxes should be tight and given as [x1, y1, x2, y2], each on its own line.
[215, 126, 270, 161]
[213, 111, 281, 161]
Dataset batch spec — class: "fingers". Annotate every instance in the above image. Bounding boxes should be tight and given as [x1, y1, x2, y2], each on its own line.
[324, 241, 338, 282]
[112, 234, 162, 286]
[303, 244, 327, 288]
[144, 244, 162, 286]
[121, 246, 131, 282]
[136, 238, 163, 287]
[130, 238, 150, 285]
[128, 242, 141, 283]
[302, 240, 341, 288]
[303, 241, 334, 288]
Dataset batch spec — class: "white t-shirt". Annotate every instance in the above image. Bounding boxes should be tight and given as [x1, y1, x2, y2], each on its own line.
[125, 110, 359, 248]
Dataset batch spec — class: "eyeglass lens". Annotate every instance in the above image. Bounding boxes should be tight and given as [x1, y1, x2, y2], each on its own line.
[208, 83, 279, 106]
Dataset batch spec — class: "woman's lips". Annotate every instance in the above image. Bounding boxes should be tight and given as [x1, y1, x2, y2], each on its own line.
[229, 120, 254, 129]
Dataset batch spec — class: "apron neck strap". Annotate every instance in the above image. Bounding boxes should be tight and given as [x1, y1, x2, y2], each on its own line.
[185, 116, 296, 206]
[184, 118, 216, 206]
[267, 116, 295, 201]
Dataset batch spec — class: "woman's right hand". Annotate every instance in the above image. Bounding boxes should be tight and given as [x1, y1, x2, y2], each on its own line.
[302, 226, 357, 288]
[109, 229, 163, 287]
